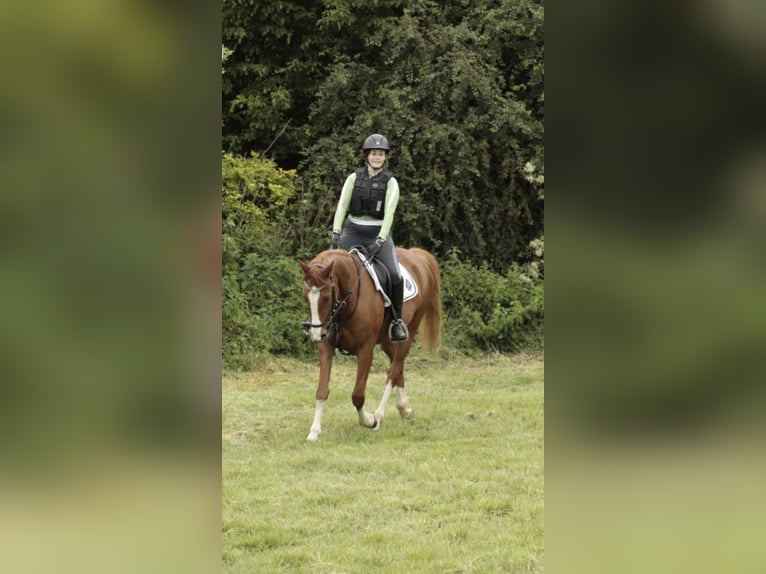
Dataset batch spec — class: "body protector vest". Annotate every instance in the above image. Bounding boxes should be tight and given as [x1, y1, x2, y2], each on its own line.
[349, 167, 392, 219]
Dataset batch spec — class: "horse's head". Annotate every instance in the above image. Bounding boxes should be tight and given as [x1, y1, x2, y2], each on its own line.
[299, 259, 335, 343]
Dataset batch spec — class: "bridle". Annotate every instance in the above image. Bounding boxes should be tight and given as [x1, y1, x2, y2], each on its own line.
[301, 257, 363, 340]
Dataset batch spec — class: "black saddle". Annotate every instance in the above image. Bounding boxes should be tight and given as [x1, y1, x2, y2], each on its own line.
[353, 247, 393, 301]
[370, 258, 393, 298]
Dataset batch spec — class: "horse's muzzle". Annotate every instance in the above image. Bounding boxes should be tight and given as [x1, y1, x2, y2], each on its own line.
[301, 320, 324, 333]
[301, 321, 328, 342]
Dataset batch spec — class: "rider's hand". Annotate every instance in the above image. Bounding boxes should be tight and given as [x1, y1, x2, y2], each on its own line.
[331, 231, 340, 249]
[368, 237, 384, 259]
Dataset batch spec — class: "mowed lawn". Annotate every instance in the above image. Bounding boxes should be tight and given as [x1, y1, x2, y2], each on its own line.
[222, 352, 544, 573]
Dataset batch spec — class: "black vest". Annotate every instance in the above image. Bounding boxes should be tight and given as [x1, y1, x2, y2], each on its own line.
[348, 167, 392, 219]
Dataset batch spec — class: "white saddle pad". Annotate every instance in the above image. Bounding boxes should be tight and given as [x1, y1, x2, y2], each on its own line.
[352, 250, 418, 307]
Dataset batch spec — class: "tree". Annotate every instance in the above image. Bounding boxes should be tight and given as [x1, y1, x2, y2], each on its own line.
[222, 0, 544, 270]
[298, 0, 544, 269]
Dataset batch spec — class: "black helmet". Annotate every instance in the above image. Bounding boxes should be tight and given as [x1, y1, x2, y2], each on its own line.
[362, 134, 391, 152]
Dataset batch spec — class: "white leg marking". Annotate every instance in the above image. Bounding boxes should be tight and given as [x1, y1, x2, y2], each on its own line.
[396, 387, 413, 419]
[374, 380, 394, 426]
[358, 408, 376, 429]
[308, 288, 323, 342]
[307, 399, 326, 441]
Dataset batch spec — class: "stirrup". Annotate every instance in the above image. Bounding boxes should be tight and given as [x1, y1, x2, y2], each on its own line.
[389, 319, 409, 342]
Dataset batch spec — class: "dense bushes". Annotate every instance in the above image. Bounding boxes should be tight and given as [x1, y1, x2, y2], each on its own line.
[441, 249, 544, 353]
[223, 153, 316, 369]
[223, 253, 314, 369]
[223, 247, 543, 370]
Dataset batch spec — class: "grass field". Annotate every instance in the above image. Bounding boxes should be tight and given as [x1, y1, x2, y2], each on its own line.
[222, 352, 544, 573]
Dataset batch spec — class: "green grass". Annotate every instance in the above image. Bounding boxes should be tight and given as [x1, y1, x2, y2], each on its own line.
[223, 352, 544, 573]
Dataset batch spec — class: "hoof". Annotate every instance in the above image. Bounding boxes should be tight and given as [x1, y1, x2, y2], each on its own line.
[399, 407, 414, 420]
[359, 410, 376, 429]
[306, 432, 320, 441]
[370, 417, 381, 431]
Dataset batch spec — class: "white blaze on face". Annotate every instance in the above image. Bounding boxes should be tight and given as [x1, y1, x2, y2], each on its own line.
[307, 286, 323, 342]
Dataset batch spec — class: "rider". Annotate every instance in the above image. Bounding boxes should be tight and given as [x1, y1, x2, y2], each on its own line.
[330, 133, 409, 342]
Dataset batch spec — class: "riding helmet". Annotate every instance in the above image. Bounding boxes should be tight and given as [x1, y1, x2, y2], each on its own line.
[362, 134, 391, 152]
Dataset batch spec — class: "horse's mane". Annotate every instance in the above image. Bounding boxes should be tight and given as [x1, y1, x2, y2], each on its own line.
[315, 249, 354, 274]
[301, 249, 354, 290]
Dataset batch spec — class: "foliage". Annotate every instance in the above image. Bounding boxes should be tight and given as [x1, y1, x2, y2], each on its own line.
[222, 45, 232, 74]
[221, 0, 545, 364]
[221, 151, 543, 367]
[298, 0, 544, 270]
[223, 254, 315, 370]
[441, 248, 544, 353]
[222, 153, 316, 369]
[222, 0, 544, 270]
[221, 0, 326, 164]
[222, 152, 298, 252]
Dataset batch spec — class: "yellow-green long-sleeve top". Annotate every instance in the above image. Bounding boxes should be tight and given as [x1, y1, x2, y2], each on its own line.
[332, 170, 400, 240]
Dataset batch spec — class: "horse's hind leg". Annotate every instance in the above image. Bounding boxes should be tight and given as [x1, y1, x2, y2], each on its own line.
[395, 382, 414, 420]
[380, 360, 413, 420]
[373, 362, 399, 428]
[376, 342, 414, 423]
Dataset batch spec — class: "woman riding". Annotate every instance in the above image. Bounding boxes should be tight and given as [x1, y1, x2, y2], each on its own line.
[330, 133, 409, 342]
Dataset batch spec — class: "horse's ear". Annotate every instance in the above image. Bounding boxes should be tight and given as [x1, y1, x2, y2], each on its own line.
[320, 260, 335, 279]
[299, 260, 311, 276]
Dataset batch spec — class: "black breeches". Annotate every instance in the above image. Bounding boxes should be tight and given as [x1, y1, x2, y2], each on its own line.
[339, 220, 402, 284]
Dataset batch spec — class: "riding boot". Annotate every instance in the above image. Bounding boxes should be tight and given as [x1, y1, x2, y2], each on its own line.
[388, 279, 409, 342]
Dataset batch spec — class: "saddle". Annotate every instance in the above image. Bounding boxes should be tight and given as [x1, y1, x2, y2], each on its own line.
[350, 248, 418, 307]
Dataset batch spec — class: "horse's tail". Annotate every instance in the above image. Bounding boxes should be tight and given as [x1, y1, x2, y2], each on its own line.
[411, 248, 441, 353]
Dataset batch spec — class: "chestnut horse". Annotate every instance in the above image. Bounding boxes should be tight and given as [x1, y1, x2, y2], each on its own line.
[299, 247, 441, 441]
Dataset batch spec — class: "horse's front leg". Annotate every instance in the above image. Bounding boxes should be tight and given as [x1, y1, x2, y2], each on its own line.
[352, 345, 378, 429]
[307, 343, 334, 441]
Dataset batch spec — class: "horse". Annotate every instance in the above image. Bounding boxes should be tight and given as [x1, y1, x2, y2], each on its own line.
[299, 247, 441, 441]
